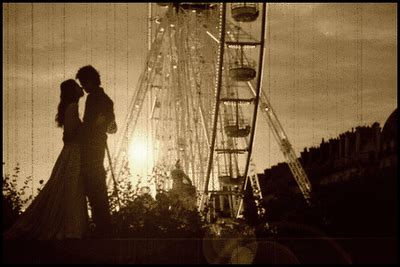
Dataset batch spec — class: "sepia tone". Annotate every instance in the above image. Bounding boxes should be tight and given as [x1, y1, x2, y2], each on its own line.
[2, 3, 397, 264]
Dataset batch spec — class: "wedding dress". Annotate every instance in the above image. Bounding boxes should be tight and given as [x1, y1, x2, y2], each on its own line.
[4, 103, 88, 240]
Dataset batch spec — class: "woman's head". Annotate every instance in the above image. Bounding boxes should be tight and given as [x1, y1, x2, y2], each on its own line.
[60, 79, 84, 101]
[55, 79, 84, 127]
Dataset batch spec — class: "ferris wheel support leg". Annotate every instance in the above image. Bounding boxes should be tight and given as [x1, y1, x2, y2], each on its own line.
[247, 80, 313, 204]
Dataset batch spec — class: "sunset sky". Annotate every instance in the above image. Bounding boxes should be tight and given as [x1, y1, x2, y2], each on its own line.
[2, 3, 397, 195]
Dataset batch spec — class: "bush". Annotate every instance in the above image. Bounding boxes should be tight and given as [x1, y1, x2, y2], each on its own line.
[107, 173, 205, 239]
[2, 163, 43, 232]
[3, 162, 207, 239]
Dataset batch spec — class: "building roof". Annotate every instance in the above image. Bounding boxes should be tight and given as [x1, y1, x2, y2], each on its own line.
[381, 108, 397, 144]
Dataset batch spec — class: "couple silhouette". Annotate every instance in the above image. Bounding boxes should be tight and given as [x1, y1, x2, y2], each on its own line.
[4, 65, 117, 240]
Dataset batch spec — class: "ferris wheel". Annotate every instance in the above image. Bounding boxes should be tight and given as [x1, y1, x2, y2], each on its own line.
[108, 3, 311, 220]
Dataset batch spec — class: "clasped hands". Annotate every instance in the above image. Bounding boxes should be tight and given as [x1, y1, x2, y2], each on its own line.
[95, 113, 117, 134]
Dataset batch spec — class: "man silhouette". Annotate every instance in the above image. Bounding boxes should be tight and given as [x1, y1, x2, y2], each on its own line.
[76, 65, 117, 238]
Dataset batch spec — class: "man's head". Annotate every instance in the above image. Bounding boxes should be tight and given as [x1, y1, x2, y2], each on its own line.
[75, 65, 101, 94]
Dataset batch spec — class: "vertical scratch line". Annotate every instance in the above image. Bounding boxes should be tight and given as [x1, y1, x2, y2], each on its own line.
[6, 3, 10, 169]
[326, 5, 329, 139]
[106, 5, 109, 89]
[126, 4, 129, 115]
[31, 3, 34, 197]
[91, 5, 93, 63]
[47, 4, 51, 160]
[63, 4, 66, 79]
[14, 4, 19, 167]
[335, 6, 339, 137]
[312, 5, 315, 145]
[85, 4, 88, 64]
[267, 3, 271, 167]
[360, 5, 363, 125]
[114, 3, 117, 151]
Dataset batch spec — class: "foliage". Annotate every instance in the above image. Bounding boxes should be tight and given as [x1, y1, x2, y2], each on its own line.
[3, 162, 208, 239]
[2, 163, 44, 232]
[107, 170, 205, 239]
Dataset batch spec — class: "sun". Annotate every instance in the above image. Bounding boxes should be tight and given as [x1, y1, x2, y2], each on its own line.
[128, 137, 154, 176]
[127, 135, 157, 197]
[129, 141, 151, 165]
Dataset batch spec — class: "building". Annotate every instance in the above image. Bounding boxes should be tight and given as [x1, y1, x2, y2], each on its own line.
[259, 109, 397, 199]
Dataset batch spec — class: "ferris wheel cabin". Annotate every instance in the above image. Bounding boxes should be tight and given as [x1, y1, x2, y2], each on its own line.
[231, 3, 260, 22]
[218, 175, 245, 186]
[224, 124, 251, 138]
[229, 65, 257, 82]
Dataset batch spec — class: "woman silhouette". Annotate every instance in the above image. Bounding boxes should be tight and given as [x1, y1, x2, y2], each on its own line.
[4, 79, 89, 240]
